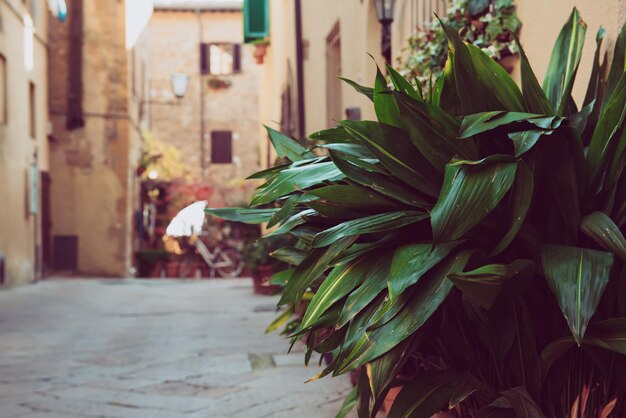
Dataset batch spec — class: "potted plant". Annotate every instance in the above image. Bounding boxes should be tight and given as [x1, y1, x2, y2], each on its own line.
[209, 8, 626, 417]
[135, 248, 170, 277]
[243, 237, 285, 295]
[251, 38, 270, 64]
[207, 76, 232, 89]
[399, 0, 521, 83]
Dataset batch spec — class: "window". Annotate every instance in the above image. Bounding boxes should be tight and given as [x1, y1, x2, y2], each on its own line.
[200, 43, 241, 75]
[0, 55, 6, 124]
[211, 131, 233, 164]
[29, 81, 35, 138]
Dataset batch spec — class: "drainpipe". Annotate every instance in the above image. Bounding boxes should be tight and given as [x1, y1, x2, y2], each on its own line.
[294, 0, 305, 139]
[197, 8, 206, 174]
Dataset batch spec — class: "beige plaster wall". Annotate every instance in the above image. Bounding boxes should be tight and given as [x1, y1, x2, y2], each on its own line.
[0, 0, 49, 286]
[148, 10, 261, 186]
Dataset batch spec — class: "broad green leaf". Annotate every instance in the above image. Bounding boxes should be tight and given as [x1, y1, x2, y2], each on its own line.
[386, 63, 419, 99]
[582, 28, 606, 111]
[312, 211, 427, 249]
[267, 194, 316, 228]
[337, 253, 393, 328]
[541, 244, 614, 345]
[490, 160, 534, 255]
[440, 20, 524, 113]
[448, 264, 508, 309]
[585, 318, 626, 354]
[268, 268, 293, 286]
[330, 151, 430, 207]
[374, 65, 403, 128]
[336, 250, 472, 373]
[500, 387, 546, 418]
[513, 33, 553, 114]
[265, 308, 293, 334]
[340, 120, 441, 197]
[388, 242, 458, 300]
[266, 209, 316, 237]
[365, 337, 414, 403]
[542, 8, 587, 115]
[580, 211, 626, 260]
[265, 125, 314, 161]
[309, 126, 355, 143]
[395, 93, 477, 172]
[585, 73, 626, 199]
[246, 163, 289, 180]
[300, 257, 372, 330]
[431, 156, 517, 244]
[205, 207, 279, 224]
[270, 247, 307, 266]
[318, 143, 375, 160]
[458, 111, 552, 139]
[388, 372, 478, 418]
[508, 130, 548, 157]
[467, 44, 526, 111]
[305, 185, 399, 211]
[339, 77, 374, 102]
[279, 237, 356, 307]
[250, 162, 345, 206]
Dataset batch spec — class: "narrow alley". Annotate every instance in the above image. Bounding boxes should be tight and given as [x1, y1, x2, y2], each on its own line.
[0, 279, 353, 418]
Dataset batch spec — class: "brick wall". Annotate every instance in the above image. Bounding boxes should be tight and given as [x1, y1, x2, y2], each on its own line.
[148, 10, 261, 189]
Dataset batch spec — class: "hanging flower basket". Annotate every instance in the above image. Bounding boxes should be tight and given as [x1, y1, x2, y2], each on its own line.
[252, 39, 270, 64]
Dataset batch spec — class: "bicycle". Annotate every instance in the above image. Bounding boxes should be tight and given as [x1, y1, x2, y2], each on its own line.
[176, 235, 244, 278]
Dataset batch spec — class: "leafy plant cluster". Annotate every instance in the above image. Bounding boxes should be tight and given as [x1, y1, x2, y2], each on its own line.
[400, 0, 520, 84]
[209, 9, 626, 418]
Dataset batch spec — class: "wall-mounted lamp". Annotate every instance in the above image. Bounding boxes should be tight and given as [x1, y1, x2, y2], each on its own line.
[171, 73, 189, 99]
[374, 0, 396, 63]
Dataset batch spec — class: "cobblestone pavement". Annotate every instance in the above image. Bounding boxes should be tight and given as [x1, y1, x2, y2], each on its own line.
[0, 279, 355, 418]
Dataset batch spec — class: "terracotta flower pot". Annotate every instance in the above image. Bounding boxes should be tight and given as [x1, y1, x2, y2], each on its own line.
[253, 43, 269, 64]
[252, 265, 280, 295]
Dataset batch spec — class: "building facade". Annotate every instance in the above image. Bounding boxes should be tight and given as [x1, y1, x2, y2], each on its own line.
[257, 0, 626, 168]
[148, 1, 261, 188]
[47, 0, 151, 277]
[0, 0, 49, 286]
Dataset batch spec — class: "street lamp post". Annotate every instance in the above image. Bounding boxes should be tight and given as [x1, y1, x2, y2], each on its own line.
[374, 0, 396, 64]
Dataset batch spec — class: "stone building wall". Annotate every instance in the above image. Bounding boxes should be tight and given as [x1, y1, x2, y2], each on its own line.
[148, 9, 261, 191]
[0, 0, 49, 286]
[48, 0, 142, 277]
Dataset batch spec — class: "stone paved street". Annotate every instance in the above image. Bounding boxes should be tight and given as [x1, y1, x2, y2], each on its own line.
[0, 279, 355, 418]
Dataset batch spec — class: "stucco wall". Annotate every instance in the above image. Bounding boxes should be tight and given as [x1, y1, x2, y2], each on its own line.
[0, 0, 49, 286]
[48, 0, 135, 277]
[148, 10, 261, 185]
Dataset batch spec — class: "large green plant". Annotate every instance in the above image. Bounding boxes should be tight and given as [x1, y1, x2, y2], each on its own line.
[209, 9, 626, 417]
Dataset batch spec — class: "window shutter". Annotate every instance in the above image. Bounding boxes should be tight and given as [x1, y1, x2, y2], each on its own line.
[233, 44, 241, 73]
[243, 0, 269, 43]
[200, 43, 210, 75]
[211, 131, 233, 163]
[66, 0, 84, 130]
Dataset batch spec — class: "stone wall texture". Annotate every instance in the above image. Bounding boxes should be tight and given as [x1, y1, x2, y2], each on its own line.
[48, 0, 141, 277]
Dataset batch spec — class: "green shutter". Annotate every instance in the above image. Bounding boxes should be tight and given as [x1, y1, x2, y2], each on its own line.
[243, 0, 269, 43]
